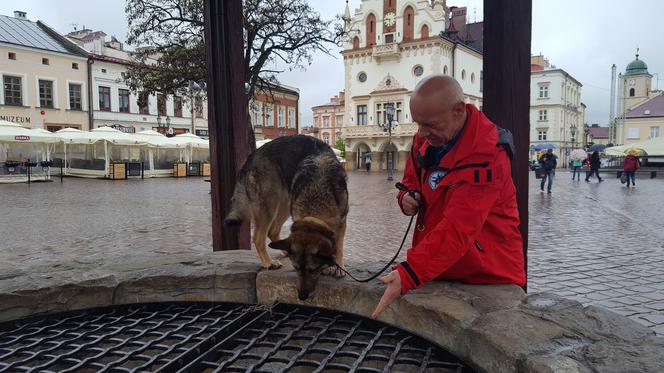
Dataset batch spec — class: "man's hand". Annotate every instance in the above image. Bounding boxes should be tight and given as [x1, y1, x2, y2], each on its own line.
[401, 193, 421, 216]
[372, 270, 402, 319]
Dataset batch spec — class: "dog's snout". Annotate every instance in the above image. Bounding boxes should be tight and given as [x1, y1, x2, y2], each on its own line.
[298, 290, 310, 301]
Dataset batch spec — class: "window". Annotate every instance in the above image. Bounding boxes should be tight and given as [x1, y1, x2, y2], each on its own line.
[98, 86, 111, 111]
[323, 116, 330, 128]
[357, 105, 367, 126]
[413, 65, 423, 77]
[42, 58, 49, 65]
[322, 133, 330, 144]
[265, 104, 273, 127]
[278, 105, 285, 128]
[119, 89, 130, 113]
[539, 85, 549, 98]
[101, 68, 107, 73]
[538, 110, 548, 121]
[461, 70, 466, 80]
[157, 94, 167, 116]
[358, 72, 367, 83]
[421, 24, 429, 39]
[376, 102, 402, 125]
[471, 73, 475, 83]
[443, 65, 448, 75]
[384, 34, 394, 44]
[173, 96, 182, 117]
[69, 83, 82, 110]
[628, 128, 639, 139]
[629, 88, 635, 97]
[650, 126, 660, 139]
[3, 76, 22, 106]
[8, 52, 16, 60]
[537, 131, 547, 141]
[252, 102, 262, 127]
[138, 92, 149, 114]
[288, 108, 296, 128]
[352, 36, 360, 49]
[72, 63, 78, 70]
[195, 96, 204, 118]
[39, 80, 54, 108]
[336, 115, 343, 127]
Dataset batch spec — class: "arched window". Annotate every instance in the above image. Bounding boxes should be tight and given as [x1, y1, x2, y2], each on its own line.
[403, 6, 414, 41]
[366, 14, 376, 47]
[420, 24, 429, 39]
[461, 69, 466, 80]
[443, 65, 448, 75]
[629, 88, 635, 97]
[352, 36, 360, 50]
[471, 73, 475, 83]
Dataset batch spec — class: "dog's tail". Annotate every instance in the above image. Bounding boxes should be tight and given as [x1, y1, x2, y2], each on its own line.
[224, 183, 249, 227]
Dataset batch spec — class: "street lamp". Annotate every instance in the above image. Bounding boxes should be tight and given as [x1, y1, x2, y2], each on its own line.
[378, 103, 398, 181]
[570, 122, 577, 148]
[189, 81, 207, 136]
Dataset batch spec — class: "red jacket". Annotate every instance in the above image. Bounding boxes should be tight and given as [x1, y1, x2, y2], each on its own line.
[623, 155, 640, 172]
[395, 104, 525, 294]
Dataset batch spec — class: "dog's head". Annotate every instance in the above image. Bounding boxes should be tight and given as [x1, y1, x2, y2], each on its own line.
[268, 219, 336, 301]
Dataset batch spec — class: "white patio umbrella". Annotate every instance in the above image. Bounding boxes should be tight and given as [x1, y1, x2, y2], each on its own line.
[256, 139, 272, 149]
[134, 130, 182, 176]
[172, 133, 209, 163]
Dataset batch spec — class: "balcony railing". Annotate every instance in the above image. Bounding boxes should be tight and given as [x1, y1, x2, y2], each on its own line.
[372, 43, 400, 59]
[343, 123, 417, 138]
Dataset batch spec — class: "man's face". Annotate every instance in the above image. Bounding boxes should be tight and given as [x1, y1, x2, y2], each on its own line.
[411, 101, 464, 147]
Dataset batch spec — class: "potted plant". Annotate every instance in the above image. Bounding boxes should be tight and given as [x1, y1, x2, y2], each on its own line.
[109, 160, 126, 180]
[173, 160, 187, 177]
[202, 160, 211, 177]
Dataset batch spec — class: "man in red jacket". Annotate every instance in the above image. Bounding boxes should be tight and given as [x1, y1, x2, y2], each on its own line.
[372, 75, 525, 318]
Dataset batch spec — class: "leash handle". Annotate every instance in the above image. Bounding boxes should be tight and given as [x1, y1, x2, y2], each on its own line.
[396, 182, 425, 231]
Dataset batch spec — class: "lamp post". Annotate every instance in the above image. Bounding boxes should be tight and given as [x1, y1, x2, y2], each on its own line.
[378, 103, 398, 181]
[570, 122, 577, 148]
[189, 81, 207, 135]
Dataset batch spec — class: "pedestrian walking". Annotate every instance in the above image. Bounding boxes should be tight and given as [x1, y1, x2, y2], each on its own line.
[623, 151, 640, 187]
[585, 151, 603, 182]
[571, 158, 582, 181]
[365, 152, 372, 173]
[539, 149, 557, 193]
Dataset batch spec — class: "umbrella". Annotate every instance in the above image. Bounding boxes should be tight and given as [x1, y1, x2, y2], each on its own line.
[533, 143, 558, 151]
[570, 149, 587, 161]
[587, 144, 607, 152]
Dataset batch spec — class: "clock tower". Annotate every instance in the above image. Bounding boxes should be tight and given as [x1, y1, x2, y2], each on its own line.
[621, 50, 652, 111]
[383, 0, 396, 38]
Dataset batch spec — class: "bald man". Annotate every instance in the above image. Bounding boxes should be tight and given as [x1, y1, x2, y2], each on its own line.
[372, 75, 525, 319]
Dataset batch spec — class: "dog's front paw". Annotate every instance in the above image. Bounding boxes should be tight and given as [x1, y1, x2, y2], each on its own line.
[268, 259, 283, 270]
[323, 265, 345, 278]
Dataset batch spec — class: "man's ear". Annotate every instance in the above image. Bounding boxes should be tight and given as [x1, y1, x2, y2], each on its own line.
[268, 237, 291, 252]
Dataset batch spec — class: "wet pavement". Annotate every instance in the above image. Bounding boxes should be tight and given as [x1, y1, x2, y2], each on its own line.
[0, 170, 663, 335]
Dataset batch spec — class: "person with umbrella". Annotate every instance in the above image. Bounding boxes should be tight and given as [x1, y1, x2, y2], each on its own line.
[540, 148, 557, 193]
[623, 148, 641, 187]
[585, 151, 603, 182]
[570, 149, 586, 181]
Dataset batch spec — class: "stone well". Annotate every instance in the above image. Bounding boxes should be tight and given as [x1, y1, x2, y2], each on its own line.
[1, 250, 663, 372]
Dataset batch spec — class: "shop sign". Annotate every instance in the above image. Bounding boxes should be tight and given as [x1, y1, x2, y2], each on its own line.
[0, 115, 31, 124]
[14, 135, 30, 141]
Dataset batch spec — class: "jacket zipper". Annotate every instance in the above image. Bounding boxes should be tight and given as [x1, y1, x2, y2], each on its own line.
[474, 240, 485, 253]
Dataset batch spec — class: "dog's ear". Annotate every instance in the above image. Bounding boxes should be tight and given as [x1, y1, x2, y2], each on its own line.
[268, 237, 292, 252]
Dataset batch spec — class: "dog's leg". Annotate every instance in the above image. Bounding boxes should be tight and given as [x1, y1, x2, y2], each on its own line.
[268, 201, 290, 258]
[254, 215, 282, 270]
[323, 220, 346, 278]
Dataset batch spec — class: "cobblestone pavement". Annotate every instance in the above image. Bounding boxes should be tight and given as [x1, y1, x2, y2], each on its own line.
[1, 170, 663, 335]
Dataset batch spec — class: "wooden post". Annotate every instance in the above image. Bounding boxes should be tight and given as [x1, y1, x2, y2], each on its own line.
[482, 0, 532, 288]
[203, 0, 251, 251]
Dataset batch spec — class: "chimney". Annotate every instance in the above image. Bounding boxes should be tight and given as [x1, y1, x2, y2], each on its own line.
[14, 11, 27, 20]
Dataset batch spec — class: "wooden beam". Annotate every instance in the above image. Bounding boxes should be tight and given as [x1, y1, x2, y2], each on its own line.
[203, 0, 251, 251]
[482, 0, 532, 288]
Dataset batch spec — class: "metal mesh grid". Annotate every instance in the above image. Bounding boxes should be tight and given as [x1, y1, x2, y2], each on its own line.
[0, 302, 474, 373]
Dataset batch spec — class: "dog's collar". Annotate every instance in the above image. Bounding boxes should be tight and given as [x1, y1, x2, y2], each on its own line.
[300, 216, 332, 230]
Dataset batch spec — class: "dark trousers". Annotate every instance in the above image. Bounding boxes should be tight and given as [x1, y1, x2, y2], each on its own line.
[586, 169, 602, 181]
[365, 162, 371, 173]
[624, 171, 636, 186]
[540, 170, 554, 192]
[572, 166, 581, 180]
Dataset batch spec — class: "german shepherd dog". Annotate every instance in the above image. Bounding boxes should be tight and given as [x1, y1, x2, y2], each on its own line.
[224, 136, 348, 300]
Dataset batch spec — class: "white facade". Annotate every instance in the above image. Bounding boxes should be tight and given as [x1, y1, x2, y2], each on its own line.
[529, 68, 585, 164]
[342, 0, 483, 171]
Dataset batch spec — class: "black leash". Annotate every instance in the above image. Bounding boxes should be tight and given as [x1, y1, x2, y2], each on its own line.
[334, 183, 419, 283]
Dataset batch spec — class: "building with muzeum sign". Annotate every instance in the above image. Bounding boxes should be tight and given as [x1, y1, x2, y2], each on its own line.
[341, 0, 484, 171]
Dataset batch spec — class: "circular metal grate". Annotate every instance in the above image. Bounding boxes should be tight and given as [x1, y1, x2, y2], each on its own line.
[0, 302, 474, 372]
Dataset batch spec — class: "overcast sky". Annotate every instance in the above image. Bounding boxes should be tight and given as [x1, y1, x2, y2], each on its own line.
[3, 0, 662, 126]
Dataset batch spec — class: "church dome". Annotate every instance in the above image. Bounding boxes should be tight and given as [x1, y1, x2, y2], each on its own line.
[625, 55, 649, 76]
